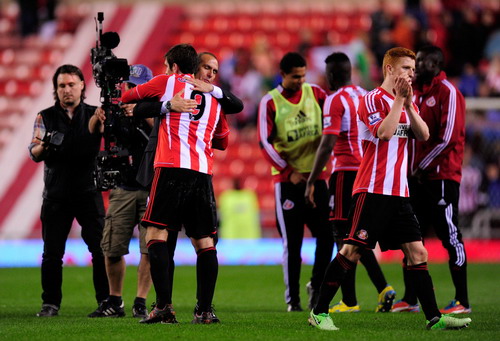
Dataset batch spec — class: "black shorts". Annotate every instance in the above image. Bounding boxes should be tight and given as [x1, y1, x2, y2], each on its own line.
[141, 167, 217, 239]
[328, 171, 357, 241]
[328, 170, 357, 222]
[344, 192, 422, 251]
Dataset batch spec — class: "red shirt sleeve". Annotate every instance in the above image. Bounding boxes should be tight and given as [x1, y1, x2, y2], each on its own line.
[121, 74, 169, 103]
[311, 84, 327, 110]
[359, 93, 386, 138]
[257, 93, 292, 176]
[322, 93, 343, 135]
[212, 113, 229, 150]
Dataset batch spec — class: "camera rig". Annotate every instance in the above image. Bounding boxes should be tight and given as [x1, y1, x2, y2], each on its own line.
[91, 12, 132, 191]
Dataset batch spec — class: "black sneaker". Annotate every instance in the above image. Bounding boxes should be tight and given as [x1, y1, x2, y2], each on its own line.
[36, 304, 59, 317]
[192, 305, 220, 324]
[287, 303, 303, 312]
[132, 304, 148, 318]
[88, 299, 125, 318]
[140, 304, 178, 324]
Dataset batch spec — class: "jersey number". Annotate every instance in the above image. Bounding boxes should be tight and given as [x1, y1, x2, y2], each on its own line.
[189, 91, 206, 121]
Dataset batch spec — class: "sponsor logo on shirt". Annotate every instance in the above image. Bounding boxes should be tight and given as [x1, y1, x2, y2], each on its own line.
[283, 199, 294, 210]
[286, 126, 320, 142]
[368, 112, 382, 125]
[177, 77, 189, 83]
[293, 110, 311, 125]
[425, 96, 436, 107]
[394, 124, 410, 138]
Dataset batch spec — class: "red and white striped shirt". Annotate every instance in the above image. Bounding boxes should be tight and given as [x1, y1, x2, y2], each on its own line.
[323, 85, 366, 172]
[354, 87, 418, 197]
[121, 74, 224, 175]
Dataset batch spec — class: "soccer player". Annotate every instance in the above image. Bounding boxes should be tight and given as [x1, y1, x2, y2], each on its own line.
[121, 44, 225, 324]
[308, 47, 472, 331]
[392, 45, 469, 314]
[127, 52, 243, 316]
[305, 52, 395, 314]
[258, 52, 334, 312]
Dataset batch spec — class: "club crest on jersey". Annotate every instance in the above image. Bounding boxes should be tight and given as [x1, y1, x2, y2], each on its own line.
[283, 199, 294, 210]
[177, 77, 189, 83]
[426, 96, 436, 107]
[368, 113, 381, 125]
[357, 229, 368, 240]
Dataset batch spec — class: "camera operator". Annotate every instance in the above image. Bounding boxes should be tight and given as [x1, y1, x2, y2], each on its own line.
[29, 64, 109, 317]
[87, 65, 158, 318]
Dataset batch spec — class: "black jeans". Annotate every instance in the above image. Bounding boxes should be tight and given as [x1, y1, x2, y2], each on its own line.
[40, 192, 108, 307]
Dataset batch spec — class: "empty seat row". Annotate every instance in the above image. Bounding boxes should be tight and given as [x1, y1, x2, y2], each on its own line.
[0, 48, 63, 66]
[0, 64, 53, 82]
[181, 13, 372, 33]
[0, 80, 44, 97]
[185, 1, 375, 17]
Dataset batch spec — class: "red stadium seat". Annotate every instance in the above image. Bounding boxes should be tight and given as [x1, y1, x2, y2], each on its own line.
[253, 159, 270, 178]
[243, 175, 259, 191]
[255, 177, 273, 195]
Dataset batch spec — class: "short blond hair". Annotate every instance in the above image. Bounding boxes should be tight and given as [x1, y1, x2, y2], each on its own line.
[382, 47, 416, 79]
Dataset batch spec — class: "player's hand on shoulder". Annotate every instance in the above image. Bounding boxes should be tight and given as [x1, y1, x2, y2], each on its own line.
[184, 77, 214, 93]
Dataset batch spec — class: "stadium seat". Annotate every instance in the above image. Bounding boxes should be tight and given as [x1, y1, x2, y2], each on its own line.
[243, 175, 259, 191]
[253, 159, 270, 178]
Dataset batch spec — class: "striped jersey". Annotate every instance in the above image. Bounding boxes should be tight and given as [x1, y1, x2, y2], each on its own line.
[354, 87, 419, 197]
[121, 74, 224, 175]
[322, 85, 367, 172]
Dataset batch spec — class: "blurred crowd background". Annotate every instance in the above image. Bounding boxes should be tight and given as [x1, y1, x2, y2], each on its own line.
[0, 0, 498, 240]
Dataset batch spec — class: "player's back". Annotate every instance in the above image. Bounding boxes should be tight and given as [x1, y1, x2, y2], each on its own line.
[155, 74, 223, 175]
[324, 85, 366, 172]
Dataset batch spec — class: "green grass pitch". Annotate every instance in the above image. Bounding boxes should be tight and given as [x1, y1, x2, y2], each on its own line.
[0, 263, 498, 340]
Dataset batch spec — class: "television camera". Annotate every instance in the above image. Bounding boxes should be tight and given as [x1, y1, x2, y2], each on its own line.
[91, 12, 132, 191]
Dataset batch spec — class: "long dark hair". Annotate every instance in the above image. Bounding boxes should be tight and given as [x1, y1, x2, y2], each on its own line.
[52, 64, 86, 101]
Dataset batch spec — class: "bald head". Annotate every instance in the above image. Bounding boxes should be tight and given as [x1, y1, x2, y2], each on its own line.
[196, 52, 219, 84]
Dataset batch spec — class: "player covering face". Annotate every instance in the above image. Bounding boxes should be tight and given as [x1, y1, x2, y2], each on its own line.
[308, 47, 471, 332]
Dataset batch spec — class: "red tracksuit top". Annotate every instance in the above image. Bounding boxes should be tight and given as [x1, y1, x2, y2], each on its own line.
[411, 71, 465, 183]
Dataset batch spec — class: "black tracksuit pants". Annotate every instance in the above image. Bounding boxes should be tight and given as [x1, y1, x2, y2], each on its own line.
[275, 180, 334, 305]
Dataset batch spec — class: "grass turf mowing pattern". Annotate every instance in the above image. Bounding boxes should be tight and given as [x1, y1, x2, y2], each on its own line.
[0, 263, 497, 341]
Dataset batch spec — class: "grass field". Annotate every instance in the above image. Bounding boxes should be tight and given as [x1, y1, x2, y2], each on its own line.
[0, 263, 498, 340]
